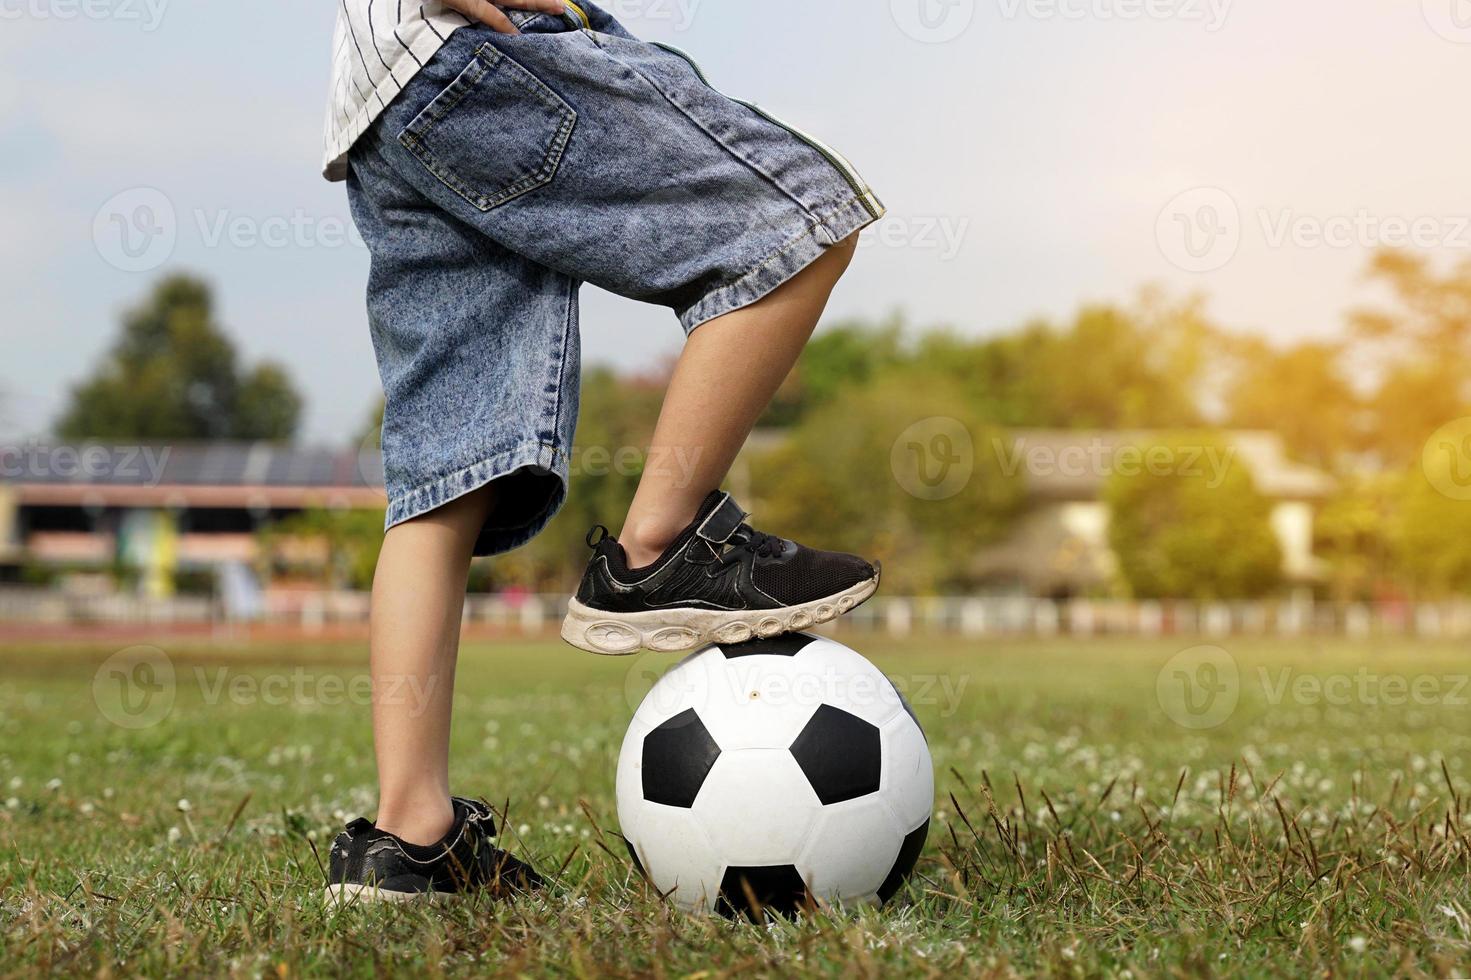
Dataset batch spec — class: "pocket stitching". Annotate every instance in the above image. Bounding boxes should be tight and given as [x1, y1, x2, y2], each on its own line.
[399, 43, 578, 212]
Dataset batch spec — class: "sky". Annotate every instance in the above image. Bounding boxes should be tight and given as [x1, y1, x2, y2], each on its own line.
[2, 0, 1468, 444]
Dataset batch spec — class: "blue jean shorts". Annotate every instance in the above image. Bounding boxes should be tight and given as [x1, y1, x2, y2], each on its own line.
[347, 1, 884, 556]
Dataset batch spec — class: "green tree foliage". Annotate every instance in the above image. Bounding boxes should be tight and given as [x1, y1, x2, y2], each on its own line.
[1222, 339, 1358, 470]
[57, 275, 301, 441]
[1312, 477, 1396, 602]
[1390, 462, 1471, 599]
[1351, 251, 1471, 465]
[770, 295, 1213, 431]
[750, 376, 1026, 594]
[258, 507, 387, 591]
[492, 367, 668, 592]
[1105, 437, 1282, 599]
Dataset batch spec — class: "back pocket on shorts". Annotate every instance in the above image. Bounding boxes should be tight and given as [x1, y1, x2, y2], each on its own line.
[398, 43, 577, 212]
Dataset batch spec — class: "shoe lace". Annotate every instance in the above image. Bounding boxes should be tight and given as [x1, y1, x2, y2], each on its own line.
[737, 524, 784, 559]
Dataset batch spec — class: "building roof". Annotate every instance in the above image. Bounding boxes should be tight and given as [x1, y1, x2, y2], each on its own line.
[3, 442, 385, 509]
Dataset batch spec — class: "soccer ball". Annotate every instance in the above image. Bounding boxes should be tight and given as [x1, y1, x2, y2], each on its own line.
[616, 632, 933, 917]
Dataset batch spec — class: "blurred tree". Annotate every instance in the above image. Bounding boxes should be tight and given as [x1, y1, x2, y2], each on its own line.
[491, 367, 667, 591]
[1312, 477, 1397, 602]
[56, 274, 301, 441]
[1106, 436, 1282, 599]
[1351, 251, 1471, 464]
[1391, 459, 1471, 598]
[751, 375, 1025, 594]
[258, 507, 386, 590]
[760, 315, 905, 426]
[1223, 338, 1358, 470]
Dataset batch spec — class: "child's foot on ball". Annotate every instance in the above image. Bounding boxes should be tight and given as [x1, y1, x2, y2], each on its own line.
[325, 797, 543, 904]
[562, 490, 881, 655]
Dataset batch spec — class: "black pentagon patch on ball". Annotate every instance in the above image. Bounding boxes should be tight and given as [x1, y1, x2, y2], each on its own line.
[877, 818, 930, 904]
[720, 632, 819, 658]
[641, 708, 721, 808]
[789, 704, 882, 805]
[715, 864, 813, 920]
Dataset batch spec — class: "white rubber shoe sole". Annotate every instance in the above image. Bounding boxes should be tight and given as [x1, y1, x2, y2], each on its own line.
[323, 883, 446, 905]
[559, 572, 880, 655]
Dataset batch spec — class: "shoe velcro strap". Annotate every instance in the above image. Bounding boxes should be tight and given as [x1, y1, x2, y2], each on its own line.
[695, 493, 747, 545]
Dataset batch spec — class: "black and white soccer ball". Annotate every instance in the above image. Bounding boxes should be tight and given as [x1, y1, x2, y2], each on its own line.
[616, 632, 933, 917]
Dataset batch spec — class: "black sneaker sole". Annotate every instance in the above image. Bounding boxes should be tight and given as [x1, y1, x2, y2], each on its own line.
[559, 568, 880, 655]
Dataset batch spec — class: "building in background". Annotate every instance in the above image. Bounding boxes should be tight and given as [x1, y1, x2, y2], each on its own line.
[969, 431, 1335, 597]
[1, 432, 1334, 600]
[0, 443, 384, 594]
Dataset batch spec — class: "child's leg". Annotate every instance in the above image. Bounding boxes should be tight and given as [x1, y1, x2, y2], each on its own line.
[618, 234, 859, 569]
[369, 485, 495, 844]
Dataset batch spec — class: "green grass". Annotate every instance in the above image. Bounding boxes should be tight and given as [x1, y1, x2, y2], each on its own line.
[2, 633, 1470, 977]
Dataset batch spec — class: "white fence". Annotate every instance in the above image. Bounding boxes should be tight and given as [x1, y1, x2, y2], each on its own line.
[4, 587, 1471, 639]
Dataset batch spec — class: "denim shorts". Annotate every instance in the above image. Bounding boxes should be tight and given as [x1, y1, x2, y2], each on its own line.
[346, 1, 884, 556]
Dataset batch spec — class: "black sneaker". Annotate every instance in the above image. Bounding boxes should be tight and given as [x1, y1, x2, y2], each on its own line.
[561, 490, 880, 655]
[324, 797, 543, 904]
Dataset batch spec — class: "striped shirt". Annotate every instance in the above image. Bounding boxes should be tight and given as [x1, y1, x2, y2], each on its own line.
[323, 2, 473, 182]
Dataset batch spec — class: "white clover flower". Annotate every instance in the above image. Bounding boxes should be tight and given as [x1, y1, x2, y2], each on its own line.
[176, 798, 192, 812]
[45, 778, 62, 792]
[167, 826, 183, 844]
